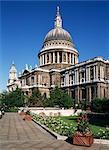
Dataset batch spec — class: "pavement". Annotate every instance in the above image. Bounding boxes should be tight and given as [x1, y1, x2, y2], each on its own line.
[0, 113, 109, 150]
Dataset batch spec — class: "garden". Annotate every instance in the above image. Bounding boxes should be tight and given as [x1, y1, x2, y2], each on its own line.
[31, 113, 109, 140]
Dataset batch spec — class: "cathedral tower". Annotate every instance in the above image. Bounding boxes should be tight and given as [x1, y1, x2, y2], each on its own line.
[8, 62, 17, 84]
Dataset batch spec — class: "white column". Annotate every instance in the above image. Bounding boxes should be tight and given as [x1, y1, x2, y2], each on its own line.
[74, 70, 77, 84]
[66, 73, 69, 86]
[75, 56, 78, 64]
[102, 67, 104, 79]
[88, 67, 90, 81]
[38, 74, 41, 85]
[94, 66, 96, 80]
[72, 54, 74, 64]
[57, 52, 59, 63]
[42, 55, 44, 65]
[62, 52, 64, 62]
[100, 66, 104, 80]
[69, 53, 71, 64]
[45, 54, 47, 64]
[96, 65, 98, 80]
[53, 52, 55, 63]
[41, 55, 43, 65]
[74, 55, 75, 64]
[77, 69, 79, 83]
[86, 67, 88, 82]
[40, 56, 42, 65]
[66, 52, 68, 63]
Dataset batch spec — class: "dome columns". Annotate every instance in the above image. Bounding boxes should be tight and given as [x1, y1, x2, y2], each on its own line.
[39, 51, 78, 66]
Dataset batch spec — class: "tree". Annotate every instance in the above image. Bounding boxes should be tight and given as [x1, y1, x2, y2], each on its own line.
[0, 88, 25, 110]
[48, 87, 74, 109]
[28, 88, 44, 106]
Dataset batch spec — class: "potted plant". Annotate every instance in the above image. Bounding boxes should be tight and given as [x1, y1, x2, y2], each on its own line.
[73, 112, 93, 146]
[23, 110, 32, 121]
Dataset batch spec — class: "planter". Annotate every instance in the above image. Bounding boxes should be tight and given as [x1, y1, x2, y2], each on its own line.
[19, 111, 25, 116]
[23, 114, 32, 121]
[73, 132, 93, 147]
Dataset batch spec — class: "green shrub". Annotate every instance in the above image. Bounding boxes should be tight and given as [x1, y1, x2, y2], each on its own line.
[87, 113, 109, 127]
[91, 98, 109, 113]
[5, 107, 18, 112]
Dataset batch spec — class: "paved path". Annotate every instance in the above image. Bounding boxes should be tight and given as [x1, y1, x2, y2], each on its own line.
[0, 113, 109, 150]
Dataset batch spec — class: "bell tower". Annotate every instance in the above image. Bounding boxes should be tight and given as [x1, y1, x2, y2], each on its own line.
[8, 61, 17, 84]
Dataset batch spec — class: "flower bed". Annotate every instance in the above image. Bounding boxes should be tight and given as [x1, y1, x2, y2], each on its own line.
[31, 113, 109, 139]
[32, 113, 77, 136]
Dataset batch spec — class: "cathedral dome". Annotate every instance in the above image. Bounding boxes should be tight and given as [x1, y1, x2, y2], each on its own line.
[44, 28, 72, 43]
[44, 6, 73, 44]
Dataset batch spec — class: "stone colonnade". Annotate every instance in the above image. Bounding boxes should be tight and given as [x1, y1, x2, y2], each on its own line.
[39, 51, 78, 65]
[62, 65, 105, 87]
[61, 64, 106, 101]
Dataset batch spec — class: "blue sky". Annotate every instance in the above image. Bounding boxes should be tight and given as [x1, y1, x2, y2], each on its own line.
[1, 1, 109, 91]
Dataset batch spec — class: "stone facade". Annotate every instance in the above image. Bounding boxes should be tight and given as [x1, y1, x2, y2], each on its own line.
[7, 7, 109, 102]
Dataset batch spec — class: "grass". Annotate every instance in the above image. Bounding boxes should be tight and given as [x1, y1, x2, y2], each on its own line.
[59, 116, 106, 136]
[5, 107, 18, 112]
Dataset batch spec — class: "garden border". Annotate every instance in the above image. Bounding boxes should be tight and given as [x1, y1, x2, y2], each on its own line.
[32, 119, 67, 140]
[32, 119, 109, 145]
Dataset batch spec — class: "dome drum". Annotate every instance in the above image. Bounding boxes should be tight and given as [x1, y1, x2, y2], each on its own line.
[38, 50, 78, 69]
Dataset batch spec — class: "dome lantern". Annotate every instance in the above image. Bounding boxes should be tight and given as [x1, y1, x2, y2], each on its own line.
[54, 6, 62, 28]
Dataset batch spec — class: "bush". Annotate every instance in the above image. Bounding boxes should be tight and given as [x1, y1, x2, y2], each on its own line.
[91, 98, 109, 113]
[76, 112, 91, 135]
[87, 113, 109, 127]
[5, 106, 18, 112]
